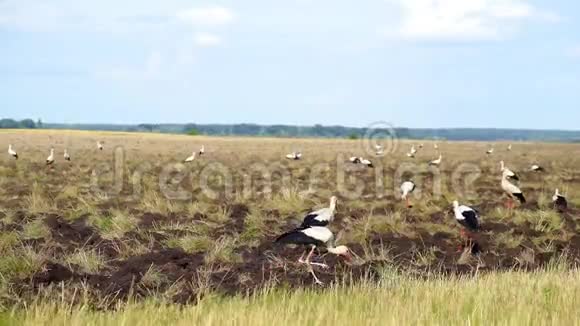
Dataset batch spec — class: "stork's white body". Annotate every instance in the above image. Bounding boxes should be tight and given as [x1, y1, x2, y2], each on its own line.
[46, 148, 55, 165]
[184, 152, 196, 163]
[8, 145, 18, 159]
[428, 154, 442, 166]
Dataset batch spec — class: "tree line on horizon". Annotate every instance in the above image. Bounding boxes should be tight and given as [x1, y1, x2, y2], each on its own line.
[1, 118, 580, 142]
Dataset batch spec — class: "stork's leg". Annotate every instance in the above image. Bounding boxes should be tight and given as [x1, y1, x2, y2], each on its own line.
[304, 246, 328, 269]
[308, 264, 324, 285]
[298, 251, 307, 264]
[457, 229, 466, 252]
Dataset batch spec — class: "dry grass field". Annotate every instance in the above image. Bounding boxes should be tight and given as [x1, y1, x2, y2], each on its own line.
[1, 129, 580, 324]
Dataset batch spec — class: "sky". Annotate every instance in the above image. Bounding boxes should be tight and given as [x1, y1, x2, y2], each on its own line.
[0, 0, 579, 129]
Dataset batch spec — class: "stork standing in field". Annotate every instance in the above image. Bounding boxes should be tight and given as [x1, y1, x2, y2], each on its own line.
[401, 181, 416, 208]
[530, 164, 545, 172]
[199, 145, 205, 156]
[453, 200, 480, 237]
[501, 169, 526, 209]
[360, 157, 374, 168]
[349, 156, 361, 164]
[286, 152, 302, 160]
[46, 148, 55, 166]
[64, 149, 71, 161]
[300, 196, 338, 228]
[500, 161, 519, 181]
[507, 144, 512, 151]
[375, 144, 384, 156]
[553, 189, 568, 212]
[97, 141, 103, 151]
[8, 145, 18, 159]
[428, 154, 442, 167]
[434, 143, 439, 150]
[407, 145, 417, 158]
[184, 151, 196, 163]
[276, 226, 352, 285]
[486, 147, 494, 155]
[419, 143, 424, 149]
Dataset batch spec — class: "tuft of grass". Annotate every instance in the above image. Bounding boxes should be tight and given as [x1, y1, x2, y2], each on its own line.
[65, 249, 106, 274]
[494, 233, 525, 249]
[0, 232, 20, 251]
[240, 210, 268, 245]
[0, 246, 44, 285]
[25, 182, 56, 214]
[165, 234, 213, 254]
[102, 210, 138, 240]
[21, 219, 50, 240]
[140, 265, 169, 289]
[205, 236, 241, 264]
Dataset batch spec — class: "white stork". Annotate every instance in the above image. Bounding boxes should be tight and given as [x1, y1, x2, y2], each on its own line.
[300, 196, 338, 228]
[360, 158, 374, 168]
[276, 226, 352, 285]
[434, 143, 439, 150]
[453, 201, 480, 235]
[419, 143, 424, 149]
[428, 154, 442, 167]
[64, 149, 71, 161]
[486, 147, 494, 155]
[501, 169, 525, 209]
[553, 189, 568, 212]
[199, 145, 205, 156]
[507, 144, 512, 151]
[46, 148, 55, 166]
[500, 161, 519, 181]
[453, 200, 481, 251]
[530, 164, 545, 172]
[401, 181, 416, 208]
[8, 144, 18, 159]
[406, 145, 417, 158]
[184, 151, 196, 163]
[349, 156, 361, 164]
[97, 141, 103, 151]
[375, 144, 384, 156]
[286, 152, 302, 160]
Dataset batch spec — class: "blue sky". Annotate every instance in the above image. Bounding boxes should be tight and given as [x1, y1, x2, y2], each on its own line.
[1, 0, 579, 129]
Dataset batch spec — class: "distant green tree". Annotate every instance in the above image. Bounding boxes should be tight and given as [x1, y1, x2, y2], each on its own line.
[20, 119, 36, 129]
[187, 128, 201, 136]
[348, 133, 360, 140]
[37, 119, 43, 128]
[0, 119, 19, 128]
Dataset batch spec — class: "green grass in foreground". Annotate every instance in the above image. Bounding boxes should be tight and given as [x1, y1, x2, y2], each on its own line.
[5, 269, 580, 326]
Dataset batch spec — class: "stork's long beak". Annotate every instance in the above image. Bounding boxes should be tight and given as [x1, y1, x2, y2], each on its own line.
[342, 252, 354, 264]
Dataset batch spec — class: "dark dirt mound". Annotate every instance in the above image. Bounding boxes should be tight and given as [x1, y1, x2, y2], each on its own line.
[31, 263, 74, 287]
[93, 249, 206, 299]
[44, 215, 102, 248]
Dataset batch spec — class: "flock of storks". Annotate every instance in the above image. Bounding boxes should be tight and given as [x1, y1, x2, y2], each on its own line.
[277, 143, 569, 284]
[6, 141, 571, 285]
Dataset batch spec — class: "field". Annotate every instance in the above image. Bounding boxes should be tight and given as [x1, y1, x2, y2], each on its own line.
[1, 129, 580, 324]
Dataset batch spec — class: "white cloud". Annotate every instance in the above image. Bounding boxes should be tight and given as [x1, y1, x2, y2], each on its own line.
[194, 33, 222, 47]
[176, 6, 235, 26]
[387, 0, 559, 41]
